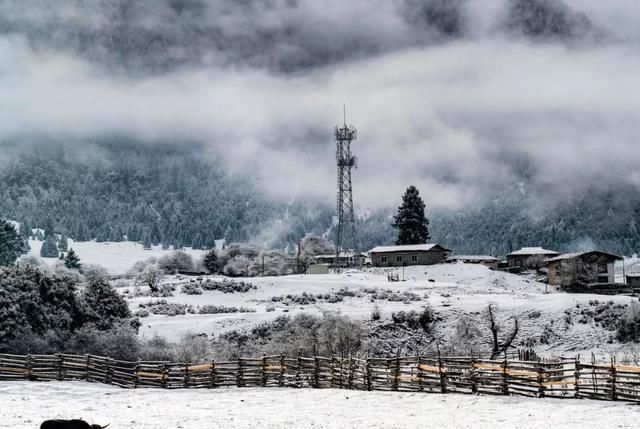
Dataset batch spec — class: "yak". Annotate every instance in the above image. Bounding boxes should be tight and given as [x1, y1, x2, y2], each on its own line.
[40, 420, 109, 429]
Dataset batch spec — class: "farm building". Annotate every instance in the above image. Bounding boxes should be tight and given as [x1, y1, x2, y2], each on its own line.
[315, 252, 367, 267]
[546, 251, 622, 287]
[507, 247, 559, 270]
[369, 244, 451, 267]
[447, 255, 500, 270]
[627, 274, 640, 288]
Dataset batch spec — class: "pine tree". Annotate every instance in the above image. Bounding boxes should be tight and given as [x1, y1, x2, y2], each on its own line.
[40, 236, 60, 258]
[64, 248, 81, 269]
[0, 220, 29, 266]
[203, 249, 218, 273]
[142, 232, 152, 250]
[58, 234, 69, 252]
[392, 186, 431, 245]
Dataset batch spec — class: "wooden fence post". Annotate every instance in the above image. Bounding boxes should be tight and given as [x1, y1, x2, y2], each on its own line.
[162, 363, 168, 389]
[209, 360, 216, 388]
[56, 353, 63, 381]
[393, 352, 400, 391]
[25, 354, 32, 381]
[296, 350, 302, 388]
[261, 355, 267, 387]
[574, 356, 580, 399]
[365, 357, 372, 391]
[236, 358, 242, 388]
[313, 350, 319, 388]
[537, 360, 545, 398]
[85, 355, 91, 382]
[278, 355, 285, 387]
[106, 358, 113, 385]
[184, 362, 190, 388]
[502, 352, 509, 396]
[437, 348, 447, 394]
[134, 360, 140, 388]
[470, 354, 477, 394]
[611, 357, 617, 401]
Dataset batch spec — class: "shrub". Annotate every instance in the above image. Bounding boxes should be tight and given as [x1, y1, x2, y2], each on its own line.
[371, 306, 381, 321]
[138, 300, 193, 316]
[181, 283, 203, 295]
[198, 305, 256, 314]
[618, 303, 640, 342]
[200, 279, 256, 293]
[157, 251, 195, 274]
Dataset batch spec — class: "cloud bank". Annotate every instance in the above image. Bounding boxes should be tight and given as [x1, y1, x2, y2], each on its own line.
[1, 0, 640, 210]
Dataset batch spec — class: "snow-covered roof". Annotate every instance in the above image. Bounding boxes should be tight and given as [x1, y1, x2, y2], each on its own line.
[508, 247, 559, 256]
[316, 252, 366, 259]
[546, 251, 623, 263]
[369, 244, 450, 253]
[449, 255, 499, 261]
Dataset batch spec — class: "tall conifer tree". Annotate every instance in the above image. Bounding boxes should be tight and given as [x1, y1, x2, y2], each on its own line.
[392, 186, 431, 245]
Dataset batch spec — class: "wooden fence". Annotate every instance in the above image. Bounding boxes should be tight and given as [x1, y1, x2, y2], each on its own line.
[2, 353, 640, 403]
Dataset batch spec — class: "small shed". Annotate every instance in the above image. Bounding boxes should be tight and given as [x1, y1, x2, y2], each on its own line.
[546, 251, 622, 287]
[447, 255, 499, 270]
[507, 247, 559, 270]
[626, 274, 640, 288]
[369, 244, 451, 267]
[307, 264, 330, 275]
[315, 252, 366, 267]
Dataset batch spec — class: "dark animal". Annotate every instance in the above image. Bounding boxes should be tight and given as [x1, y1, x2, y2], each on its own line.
[40, 420, 109, 429]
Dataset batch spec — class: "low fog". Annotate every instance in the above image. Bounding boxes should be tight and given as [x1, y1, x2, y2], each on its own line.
[1, 0, 639, 210]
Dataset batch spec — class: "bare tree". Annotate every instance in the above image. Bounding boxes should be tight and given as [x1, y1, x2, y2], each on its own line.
[135, 263, 165, 292]
[487, 304, 519, 359]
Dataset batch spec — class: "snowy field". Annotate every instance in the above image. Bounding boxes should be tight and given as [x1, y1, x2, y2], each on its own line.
[1, 381, 638, 429]
[22, 239, 640, 357]
[27, 240, 207, 275]
[131, 264, 638, 357]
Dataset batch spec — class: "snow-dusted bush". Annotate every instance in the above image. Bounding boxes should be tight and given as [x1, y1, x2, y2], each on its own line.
[181, 283, 203, 295]
[618, 303, 640, 342]
[200, 278, 256, 293]
[218, 243, 296, 277]
[16, 254, 47, 268]
[212, 312, 363, 359]
[157, 250, 195, 274]
[129, 259, 166, 292]
[299, 234, 335, 264]
[138, 300, 195, 316]
[223, 254, 252, 277]
[198, 305, 256, 314]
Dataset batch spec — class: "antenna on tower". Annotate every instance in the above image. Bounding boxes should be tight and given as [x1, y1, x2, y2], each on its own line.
[334, 106, 359, 271]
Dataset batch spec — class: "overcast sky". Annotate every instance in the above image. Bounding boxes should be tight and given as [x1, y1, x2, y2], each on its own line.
[1, 0, 639, 209]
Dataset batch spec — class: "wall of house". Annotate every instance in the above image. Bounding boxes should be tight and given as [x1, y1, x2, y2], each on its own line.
[371, 250, 447, 267]
[548, 255, 616, 287]
[507, 255, 552, 270]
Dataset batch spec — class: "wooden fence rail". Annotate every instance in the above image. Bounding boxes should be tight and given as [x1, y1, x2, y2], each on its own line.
[2, 353, 640, 403]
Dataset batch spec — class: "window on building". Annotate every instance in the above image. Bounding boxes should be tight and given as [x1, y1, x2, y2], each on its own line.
[411, 254, 418, 263]
[598, 263, 608, 274]
[396, 255, 403, 263]
[381, 256, 387, 263]
[597, 276, 609, 284]
[515, 260, 522, 267]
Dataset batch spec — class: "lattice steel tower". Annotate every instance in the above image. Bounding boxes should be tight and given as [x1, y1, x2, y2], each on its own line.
[334, 108, 358, 266]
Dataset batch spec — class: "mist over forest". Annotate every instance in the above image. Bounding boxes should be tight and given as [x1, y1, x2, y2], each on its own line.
[2, 0, 640, 255]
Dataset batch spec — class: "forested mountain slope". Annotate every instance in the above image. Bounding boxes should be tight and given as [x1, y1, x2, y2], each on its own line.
[2, 138, 639, 256]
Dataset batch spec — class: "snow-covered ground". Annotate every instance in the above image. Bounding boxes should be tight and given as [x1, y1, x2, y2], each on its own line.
[1, 381, 638, 429]
[130, 264, 638, 357]
[27, 240, 207, 275]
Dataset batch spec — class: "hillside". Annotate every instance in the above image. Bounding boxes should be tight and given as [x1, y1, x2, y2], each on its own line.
[3, 140, 640, 256]
[129, 263, 637, 359]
